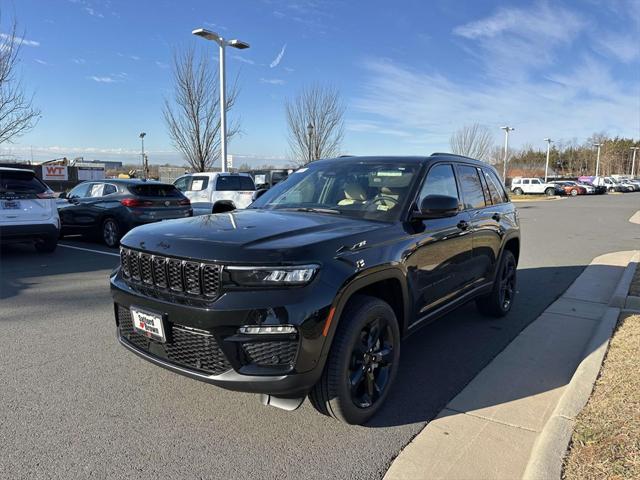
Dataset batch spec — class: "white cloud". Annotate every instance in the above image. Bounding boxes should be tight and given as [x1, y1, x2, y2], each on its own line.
[89, 76, 115, 83]
[352, 58, 639, 151]
[453, 3, 586, 78]
[88, 72, 126, 83]
[204, 22, 228, 31]
[269, 44, 287, 68]
[0, 32, 40, 47]
[84, 6, 104, 18]
[34, 59, 50, 66]
[593, 32, 640, 63]
[72, 58, 86, 64]
[260, 78, 285, 85]
[155, 61, 169, 69]
[232, 55, 255, 65]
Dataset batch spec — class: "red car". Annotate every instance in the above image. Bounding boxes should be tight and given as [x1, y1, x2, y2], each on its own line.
[553, 181, 586, 196]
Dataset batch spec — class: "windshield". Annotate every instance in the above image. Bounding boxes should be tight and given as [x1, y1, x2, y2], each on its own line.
[250, 160, 420, 222]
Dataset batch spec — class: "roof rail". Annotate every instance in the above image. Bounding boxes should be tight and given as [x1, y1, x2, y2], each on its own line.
[430, 152, 476, 160]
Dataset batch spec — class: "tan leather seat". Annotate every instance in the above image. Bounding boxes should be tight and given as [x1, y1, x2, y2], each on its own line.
[338, 183, 367, 206]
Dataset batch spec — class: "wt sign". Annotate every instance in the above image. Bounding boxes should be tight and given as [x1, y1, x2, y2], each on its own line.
[42, 165, 68, 181]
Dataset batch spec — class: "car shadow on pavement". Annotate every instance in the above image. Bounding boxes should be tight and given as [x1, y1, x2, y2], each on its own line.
[0, 242, 117, 301]
[366, 264, 589, 428]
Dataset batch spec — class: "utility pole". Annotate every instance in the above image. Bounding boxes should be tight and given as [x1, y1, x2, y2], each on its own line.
[544, 138, 553, 182]
[501, 126, 515, 185]
[307, 122, 314, 163]
[139, 132, 146, 179]
[593, 143, 602, 177]
[631, 146, 639, 177]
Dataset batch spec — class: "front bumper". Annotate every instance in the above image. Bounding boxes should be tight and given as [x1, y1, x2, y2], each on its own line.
[110, 272, 334, 397]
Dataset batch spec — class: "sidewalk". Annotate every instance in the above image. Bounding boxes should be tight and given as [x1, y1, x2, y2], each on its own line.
[385, 250, 639, 480]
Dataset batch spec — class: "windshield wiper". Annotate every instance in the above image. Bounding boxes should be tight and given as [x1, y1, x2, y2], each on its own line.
[292, 207, 342, 215]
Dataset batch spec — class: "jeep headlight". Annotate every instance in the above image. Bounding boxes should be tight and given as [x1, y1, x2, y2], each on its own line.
[226, 265, 318, 287]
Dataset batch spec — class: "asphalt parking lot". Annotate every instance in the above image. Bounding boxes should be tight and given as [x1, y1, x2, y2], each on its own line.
[1, 194, 639, 480]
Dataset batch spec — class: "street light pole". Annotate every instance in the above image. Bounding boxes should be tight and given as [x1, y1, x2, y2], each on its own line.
[307, 123, 314, 163]
[501, 126, 514, 185]
[139, 132, 146, 179]
[593, 143, 602, 177]
[192, 28, 250, 173]
[544, 138, 553, 182]
[631, 147, 639, 177]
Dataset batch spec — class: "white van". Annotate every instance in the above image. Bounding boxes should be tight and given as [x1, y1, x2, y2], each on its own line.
[0, 167, 60, 252]
[173, 172, 256, 216]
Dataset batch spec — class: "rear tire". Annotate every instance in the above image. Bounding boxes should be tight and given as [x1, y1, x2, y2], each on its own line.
[476, 250, 517, 317]
[513, 188, 523, 195]
[309, 295, 401, 425]
[102, 218, 121, 248]
[570, 189, 578, 196]
[35, 235, 58, 253]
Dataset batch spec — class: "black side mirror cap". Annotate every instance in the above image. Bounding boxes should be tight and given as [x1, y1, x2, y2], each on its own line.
[251, 189, 268, 202]
[412, 194, 459, 220]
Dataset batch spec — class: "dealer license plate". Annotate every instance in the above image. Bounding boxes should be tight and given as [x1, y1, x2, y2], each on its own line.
[130, 306, 166, 342]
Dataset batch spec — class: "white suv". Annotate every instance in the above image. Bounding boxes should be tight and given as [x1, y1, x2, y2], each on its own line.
[0, 167, 59, 252]
[511, 177, 562, 196]
[173, 172, 256, 216]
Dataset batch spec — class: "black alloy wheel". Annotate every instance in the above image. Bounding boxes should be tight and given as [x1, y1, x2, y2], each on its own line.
[102, 218, 121, 248]
[476, 249, 517, 317]
[309, 295, 400, 425]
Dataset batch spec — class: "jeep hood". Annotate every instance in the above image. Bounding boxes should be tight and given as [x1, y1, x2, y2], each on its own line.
[121, 209, 388, 263]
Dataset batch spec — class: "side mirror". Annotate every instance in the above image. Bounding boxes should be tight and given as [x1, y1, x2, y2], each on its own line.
[413, 195, 459, 220]
[251, 188, 268, 202]
[58, 192, 67, 199]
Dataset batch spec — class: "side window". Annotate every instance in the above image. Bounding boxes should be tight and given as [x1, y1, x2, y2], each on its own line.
[458, 165, 486, 210]
[189, 176, 209, 191]
[484, 170, 505, 204]
[173, 176, 189, 192]
[88, 183, 104, 197]
[68, 182, 91, 198]
[103, 184, 117, 195]
[531, 179, 541, 185]
[513, 179, 521, 185]
[478, 168, 492, 205]
[417, 164, 459, 205]
[216, 176, 240, 191]
[523, 179, 530, 185]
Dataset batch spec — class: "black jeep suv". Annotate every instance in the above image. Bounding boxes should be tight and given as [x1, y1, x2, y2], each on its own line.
[111, 154, 520, 424]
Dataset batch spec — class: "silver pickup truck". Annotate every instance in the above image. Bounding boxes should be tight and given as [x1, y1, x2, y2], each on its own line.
[173, 172, 255, 215]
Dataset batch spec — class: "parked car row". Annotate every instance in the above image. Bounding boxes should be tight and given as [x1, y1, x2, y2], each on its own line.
[511, 176, 639, 196]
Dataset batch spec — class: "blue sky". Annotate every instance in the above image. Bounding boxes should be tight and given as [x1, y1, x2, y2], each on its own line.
[2, 0, 639, 167]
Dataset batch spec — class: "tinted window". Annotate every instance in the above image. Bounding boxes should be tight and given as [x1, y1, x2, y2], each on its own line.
[103, 184, 117, 195]
[483, 170, 505, 204]
[522, 179, 530, 185]
[531, 179, 541, 184]
[0, 170, 47, 197]
[68, 182, 91, 198]
[239, 176, 256, 191]
[128, 184, 182, 197]
[188, 176, 209, 191]
[478, 170, 492, 205]
[418, 164, 459, 205]
[458, 165, 486, 209]
[216, 176, 240, 191]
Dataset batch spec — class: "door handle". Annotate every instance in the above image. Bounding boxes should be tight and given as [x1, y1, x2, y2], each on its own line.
[457, 220, 469, 231]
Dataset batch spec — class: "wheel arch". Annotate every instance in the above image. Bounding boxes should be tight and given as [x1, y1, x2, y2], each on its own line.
[212, 200, 236, 213]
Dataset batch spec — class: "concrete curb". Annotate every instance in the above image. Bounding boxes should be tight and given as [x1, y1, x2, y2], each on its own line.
[609, 251, 639, 308]
[629, 210, 640, 224]
[522, 253, 639, 480]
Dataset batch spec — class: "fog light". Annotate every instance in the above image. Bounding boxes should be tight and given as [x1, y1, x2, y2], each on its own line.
[239, 325, 296, 335]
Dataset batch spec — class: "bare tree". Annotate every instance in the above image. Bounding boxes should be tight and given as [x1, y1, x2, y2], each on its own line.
[285, 85, 344, 165]
[0, 16, 40, 144]
[449, 123, 494, 161]
[163, 47, 239, 172]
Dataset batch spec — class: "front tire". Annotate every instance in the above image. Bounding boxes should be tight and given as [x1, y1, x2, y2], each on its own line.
[513, 188, 524, 195]
[570, 189, 578, 196]
[545, 187, 555, 196]
[309, 295, 400, 425]
[476, 250, 517, 317]
[102, 218, 121, 248]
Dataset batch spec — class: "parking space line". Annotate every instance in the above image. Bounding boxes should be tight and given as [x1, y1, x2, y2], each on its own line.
[58, 243, 120, 257]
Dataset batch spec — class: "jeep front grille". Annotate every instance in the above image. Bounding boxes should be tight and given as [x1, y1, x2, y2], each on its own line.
[120, 247, 222, 300]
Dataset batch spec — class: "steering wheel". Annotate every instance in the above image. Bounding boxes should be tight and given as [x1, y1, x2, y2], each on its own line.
[367, 195, 399, 211]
